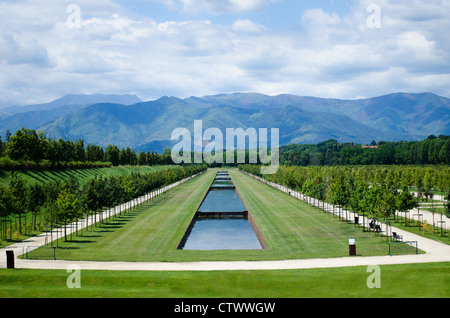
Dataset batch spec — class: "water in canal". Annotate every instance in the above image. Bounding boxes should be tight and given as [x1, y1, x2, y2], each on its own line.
[198, 189, 245, 213]
[182, 218, 262, 250]
[180, 171, 264, 250]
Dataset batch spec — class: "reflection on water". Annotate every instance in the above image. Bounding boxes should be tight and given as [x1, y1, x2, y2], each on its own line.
[213, 179, 233, 184]
[180, 171, 263, 250]
[198, 189, 246, 213]
[182, 218, 262, 250]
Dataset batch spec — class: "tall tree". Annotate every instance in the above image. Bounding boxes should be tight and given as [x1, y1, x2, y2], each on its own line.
[0, 186, 14, 239]
[438, 139, 450, 164]
[5, 128, 46, 162]
[74, 139, 85, 162]
[55, 188, 79, 242]
[445, 189, 450, 218]
[327, 172, 350, 220]
[9, 172, 28, 234]
[26, 183, 46, 231]
[396, 186, 418, 226]
[105, 145, 120, 166]
[86, 143, 104, 162]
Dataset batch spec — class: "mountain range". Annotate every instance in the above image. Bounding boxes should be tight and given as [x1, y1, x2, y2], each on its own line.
[0, 92, 449, 153]
[0, 94, 142, 135]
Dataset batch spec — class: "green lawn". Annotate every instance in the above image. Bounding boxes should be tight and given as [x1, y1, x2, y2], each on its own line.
[26, 168, 418, 262]
[26, 169, 216, 261]
[385, 215, 450, 245]
[0, 165, 177, 248]
[1, 262, 449, 298]
[0, 165, 174, 187]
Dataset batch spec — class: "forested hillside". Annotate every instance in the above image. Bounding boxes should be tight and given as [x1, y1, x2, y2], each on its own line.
[280, 135, 450, 166]
[38, 92, 450, 152]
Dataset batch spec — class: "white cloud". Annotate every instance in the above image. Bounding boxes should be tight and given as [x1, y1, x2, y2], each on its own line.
[147, 0, 274, 14]
[179, 0, 268, 14]
[397, 32, 434, 52]
[0, 0, 450, 106]
[0, 32, 52, 67]
[232, 19, 266, 33]
[302, 9, 341, 26]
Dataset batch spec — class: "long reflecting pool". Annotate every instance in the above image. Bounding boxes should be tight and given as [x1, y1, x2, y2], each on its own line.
[198, 189, 245, 213]
[182, 218, 263, 250]
[179, 171, 264, 250]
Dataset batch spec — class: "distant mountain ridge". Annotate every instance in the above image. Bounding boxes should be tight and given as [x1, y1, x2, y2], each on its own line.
[2, 93, 142, 114]
[0, 94, 142, 135]
[1, 92, 449, 153]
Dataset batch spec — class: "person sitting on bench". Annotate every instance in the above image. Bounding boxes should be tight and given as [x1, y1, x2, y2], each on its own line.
[369, 220, 381, 232]
[375, 224, 382, 232]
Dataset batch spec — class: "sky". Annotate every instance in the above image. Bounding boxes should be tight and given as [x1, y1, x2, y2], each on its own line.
[0, 0, 449, 106]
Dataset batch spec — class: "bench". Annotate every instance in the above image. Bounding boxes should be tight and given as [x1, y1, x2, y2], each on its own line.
[392, 232, 403, 241]
[369, 222, 383, 233]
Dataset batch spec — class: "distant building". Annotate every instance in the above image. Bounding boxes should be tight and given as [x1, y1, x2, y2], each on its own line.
[362, 145, 378, 149]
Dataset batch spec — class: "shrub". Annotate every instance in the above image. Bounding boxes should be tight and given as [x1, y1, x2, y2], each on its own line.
[421, 222, 434, 235]
[13, 231, 21, 240]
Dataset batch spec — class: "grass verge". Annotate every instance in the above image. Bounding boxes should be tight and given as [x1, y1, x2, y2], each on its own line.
[26, 169, 419, 262]
[0, 262, 449, 298]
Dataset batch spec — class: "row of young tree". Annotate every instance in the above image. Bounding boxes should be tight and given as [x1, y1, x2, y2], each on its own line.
[239, 164, 450, 230]
[280, 135, 450, 166]
[0, 127, 172, 169]
[0, 165, 207, 241]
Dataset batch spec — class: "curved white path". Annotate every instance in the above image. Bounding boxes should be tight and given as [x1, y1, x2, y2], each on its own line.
[2, 220, 450, 271]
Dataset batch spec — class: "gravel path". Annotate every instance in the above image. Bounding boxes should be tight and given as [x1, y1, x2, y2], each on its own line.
[3, 235, 450, 272]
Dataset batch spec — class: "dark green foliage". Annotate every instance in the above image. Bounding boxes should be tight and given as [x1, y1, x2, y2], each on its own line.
[279, 136, 450, 166]
[5, 128, 46, 162]
[0, 127, 173, 170]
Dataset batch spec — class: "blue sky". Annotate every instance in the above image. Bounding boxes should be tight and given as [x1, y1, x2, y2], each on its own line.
[0, 0, 449, 106]
[112, 0, 355, 30]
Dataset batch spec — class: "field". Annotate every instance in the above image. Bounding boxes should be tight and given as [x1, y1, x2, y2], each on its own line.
[0, 165, 177, 248]
[25, 168, 419, 262]
[4, 168, 448, 299]
[1, 262, 449, 298]
[0, 165, 174, 187]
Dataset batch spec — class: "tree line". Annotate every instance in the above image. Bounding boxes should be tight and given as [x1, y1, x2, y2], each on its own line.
[0, 164, 207, 242]
[280, 135, 450, 166]
[239, 164, 450, 233]
[0, 127, 173, 169]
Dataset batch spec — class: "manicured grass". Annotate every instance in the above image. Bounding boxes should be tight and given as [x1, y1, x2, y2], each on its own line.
[1, 262, 449, 298]
[27, 169, 418, 262]
[228, 169, 420, 259]
[0, 165, 176, 248]
[27, 169, 216, 262]
[0, 165, 174, 187]
[386, 215, 450, 246]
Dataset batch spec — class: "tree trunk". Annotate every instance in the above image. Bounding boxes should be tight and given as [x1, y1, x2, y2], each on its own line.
[64, 219, 67, 242]
[385, 217, 389, 241]
[50, 221, 53, 247]
[18, 214, 22, 235]
[431, 199, 435, 234]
